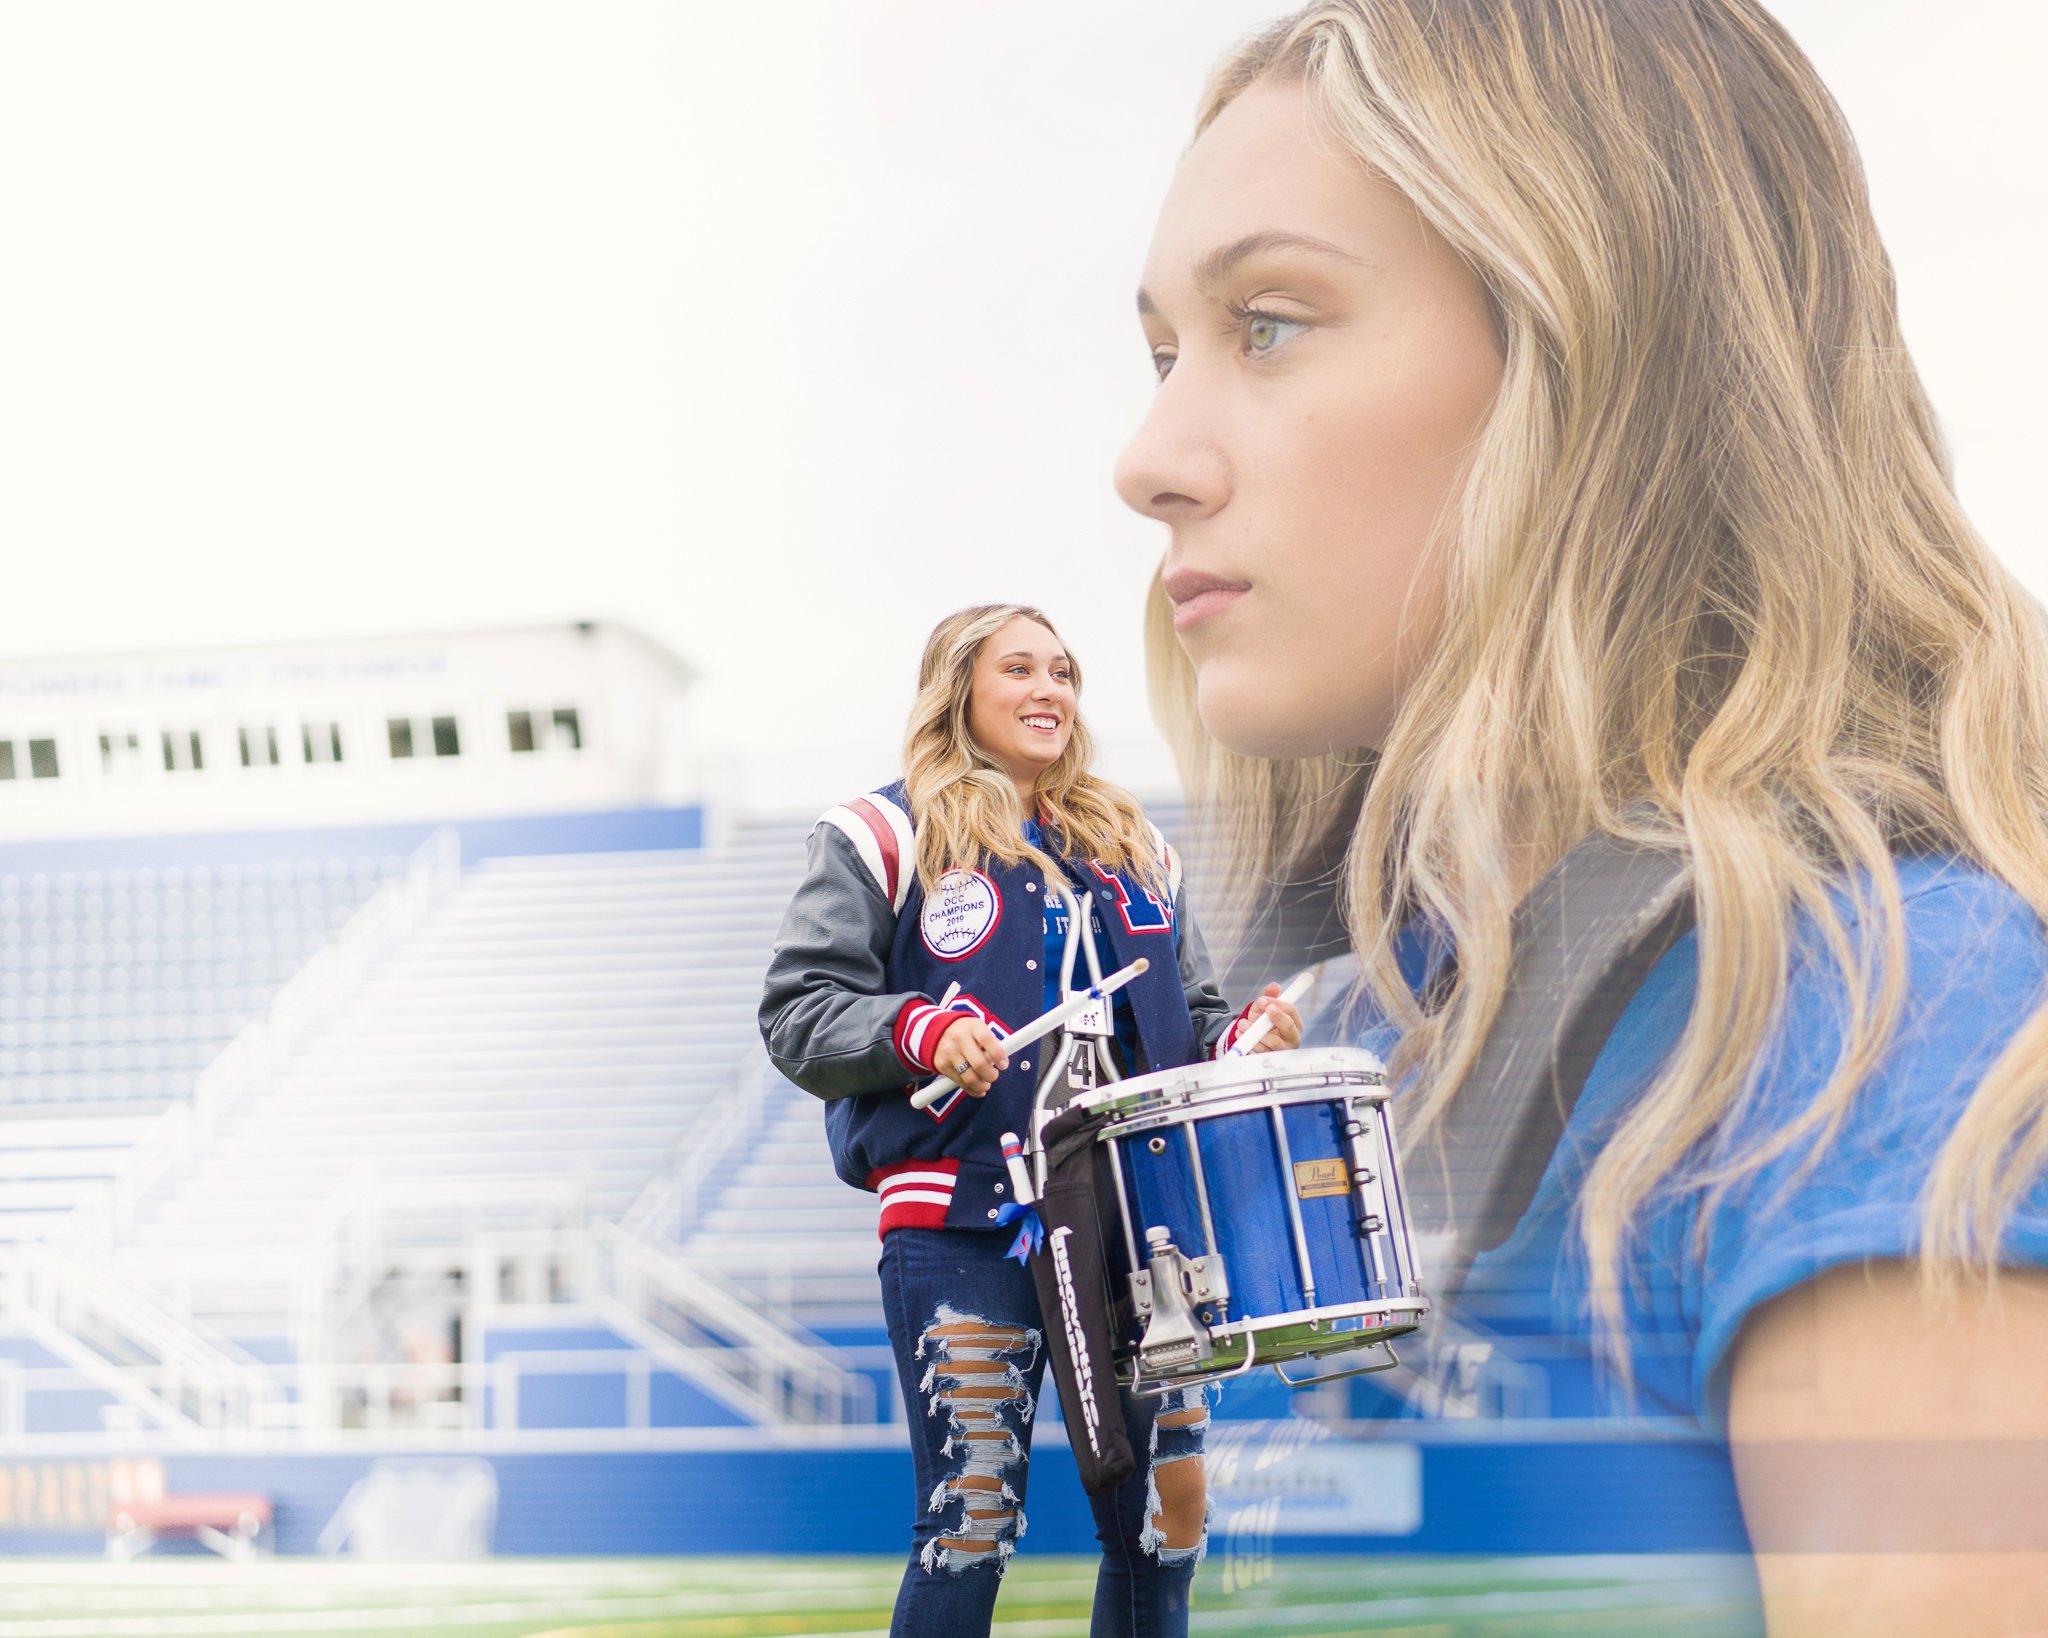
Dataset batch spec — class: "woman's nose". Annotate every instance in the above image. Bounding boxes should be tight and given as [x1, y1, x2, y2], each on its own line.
[1114, 380, 1228, 526]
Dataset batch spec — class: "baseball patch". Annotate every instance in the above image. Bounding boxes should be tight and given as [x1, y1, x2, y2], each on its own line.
[921, 869, 1002, 960]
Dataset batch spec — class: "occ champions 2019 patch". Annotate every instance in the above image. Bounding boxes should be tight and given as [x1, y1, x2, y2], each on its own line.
[920, 869, 1002, 960]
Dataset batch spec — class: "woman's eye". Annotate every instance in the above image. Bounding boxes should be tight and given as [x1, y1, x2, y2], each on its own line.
[1149, 348, 1176, 382]
[1240, 308, 1307, 356]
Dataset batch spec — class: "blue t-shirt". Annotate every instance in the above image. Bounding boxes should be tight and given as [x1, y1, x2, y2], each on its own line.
[1342, 856, 2048, 1543]
[1024, 820, 1140, 1067]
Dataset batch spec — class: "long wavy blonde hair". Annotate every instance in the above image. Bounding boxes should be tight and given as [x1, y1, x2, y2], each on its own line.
[906, 604, 1167, 898]
[1148, 0, 2048, 1337]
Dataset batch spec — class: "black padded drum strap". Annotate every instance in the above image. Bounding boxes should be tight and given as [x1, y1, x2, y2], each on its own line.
[1030, 1101, 1136, 1495]
[1405, 830, 1695, 1296]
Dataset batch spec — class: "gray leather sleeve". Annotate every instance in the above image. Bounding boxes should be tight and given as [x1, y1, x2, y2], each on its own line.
[758, 825, 930, 1101]
[1175, 889, 1238, 1059]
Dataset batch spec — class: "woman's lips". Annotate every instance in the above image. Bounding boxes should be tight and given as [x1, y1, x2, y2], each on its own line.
[1163, 569, 1251, 633]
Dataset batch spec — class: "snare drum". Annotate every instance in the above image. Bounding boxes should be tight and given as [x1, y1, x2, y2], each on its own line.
[1085, 1047, 1427, 1390]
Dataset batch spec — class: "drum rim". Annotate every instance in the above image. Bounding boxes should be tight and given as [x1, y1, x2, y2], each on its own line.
[1203, 1294, 1430, 1342]
[1113, 1296, 1431, 1385]
[1097, 1082, 1394, 1136]
[1107, 1044, 1385, 1097]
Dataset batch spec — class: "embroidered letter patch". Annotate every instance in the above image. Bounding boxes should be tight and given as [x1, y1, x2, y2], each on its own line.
[921, 870, 1003, 960]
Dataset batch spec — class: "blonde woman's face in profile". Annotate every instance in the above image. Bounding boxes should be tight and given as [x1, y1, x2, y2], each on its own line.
[1117, 77, 1503, 757]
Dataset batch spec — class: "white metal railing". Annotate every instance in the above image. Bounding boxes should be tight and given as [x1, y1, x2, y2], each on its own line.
[480, 1346, 868, 1434]
[0, 1224, 876, 1441]
[290, 1165, 384, 1432]
[0, 1357, 468, 1443]
[0, 1361, 22, 1442]
[0, 1349, 881, 1444]
[0, 1243, 288, 1437]
[57, 827, 464, 1255]
[588, 1219, 872, 1426]
[620, 1045, 780, 1241]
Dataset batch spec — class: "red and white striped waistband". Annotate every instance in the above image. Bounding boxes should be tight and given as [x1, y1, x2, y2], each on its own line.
[868, 1157, 959, 1238]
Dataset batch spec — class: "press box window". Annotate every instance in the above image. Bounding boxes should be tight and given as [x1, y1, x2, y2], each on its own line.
[388, 716, 459, 758]
[508, 707, 582, 753]
[302, 723, 344, 764]
[240, 726, 280, 767]
[161, 730, 204, 773]
[99, 732, 143, 775]
[0, 742, 14, 781]
[29, 739, 59, 779]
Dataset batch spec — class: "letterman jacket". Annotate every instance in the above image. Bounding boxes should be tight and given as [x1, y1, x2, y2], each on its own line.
[758, 782, 1245, 1235]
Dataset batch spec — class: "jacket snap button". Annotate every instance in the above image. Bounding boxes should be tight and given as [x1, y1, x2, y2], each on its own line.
[1025, 959, 1036, 970]
[1019, 1060, 1030, 1071]
[1026, 882, 1038, 893]
[987, 1209, 1000, 1220]
[994, 1183, 1005, 1194]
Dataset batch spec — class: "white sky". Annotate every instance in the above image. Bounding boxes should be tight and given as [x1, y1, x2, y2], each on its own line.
[0, 1, 2040, 814]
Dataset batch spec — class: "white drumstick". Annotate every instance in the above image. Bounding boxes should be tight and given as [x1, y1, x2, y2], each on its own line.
[1226, 968, 1316, 1057]
[908, 957, 1151, 1110]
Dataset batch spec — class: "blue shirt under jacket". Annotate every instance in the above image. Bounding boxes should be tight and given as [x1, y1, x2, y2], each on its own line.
[1026, 818, 1140, 1068]
[1340, 855, 2048, 1541]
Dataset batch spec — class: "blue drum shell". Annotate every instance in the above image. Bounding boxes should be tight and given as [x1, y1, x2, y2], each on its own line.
[1114, 1095, 1379, 1324]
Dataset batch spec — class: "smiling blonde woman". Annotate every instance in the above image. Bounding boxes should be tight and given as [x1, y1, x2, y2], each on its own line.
[1122, 3, 2048, 1633]
[760, 602, 1298, 1638]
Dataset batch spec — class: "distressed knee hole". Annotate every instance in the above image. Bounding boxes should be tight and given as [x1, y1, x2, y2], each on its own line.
[916, 1304, 1040, 1578]
[926, 1319, 1031, 1348]
[1149, 1453, 1206, 1551]
[935, 1379, 1025, 1398]
[1159, 1405, 1209, 1430]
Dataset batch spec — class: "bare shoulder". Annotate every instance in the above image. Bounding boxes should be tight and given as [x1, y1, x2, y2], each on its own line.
[1728, 1261, 2048, 1633]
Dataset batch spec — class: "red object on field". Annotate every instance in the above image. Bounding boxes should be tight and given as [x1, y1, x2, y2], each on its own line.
[113, 1493, 271, 1532]
[106, 1492, 273, 1560]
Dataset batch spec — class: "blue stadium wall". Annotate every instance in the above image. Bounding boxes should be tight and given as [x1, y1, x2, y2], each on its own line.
[0, 805, 704, 875]
[0, 1434, 1747, 1557]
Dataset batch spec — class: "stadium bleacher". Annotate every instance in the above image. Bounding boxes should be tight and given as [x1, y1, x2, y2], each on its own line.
[0, 859, 404, 1106]
[0, 857, 406, 1243]
[0, 790, 1383, 1453]
[3, 814, 877, 1439]
[118, 834, 816, 1255]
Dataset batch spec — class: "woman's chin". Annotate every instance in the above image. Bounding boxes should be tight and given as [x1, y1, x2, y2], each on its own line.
[1195, 669, 1357, 761]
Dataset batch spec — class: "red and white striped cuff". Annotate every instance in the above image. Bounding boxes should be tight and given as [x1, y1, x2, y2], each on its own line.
[1214, 1001, 1258, 1058]
[893, 997, 969, 1076]
[868, 1159, 959, 1237]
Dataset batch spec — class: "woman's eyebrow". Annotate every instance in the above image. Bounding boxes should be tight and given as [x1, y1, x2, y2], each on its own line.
[994, 650, 1067, 665]
[1137, 230, 1370, 317]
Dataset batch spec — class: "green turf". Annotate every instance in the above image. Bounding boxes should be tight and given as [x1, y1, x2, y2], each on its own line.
[0, 1555, 1763, 1637]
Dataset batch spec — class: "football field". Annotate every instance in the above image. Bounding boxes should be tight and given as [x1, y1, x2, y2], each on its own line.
[0, 1555, 1763, 1636]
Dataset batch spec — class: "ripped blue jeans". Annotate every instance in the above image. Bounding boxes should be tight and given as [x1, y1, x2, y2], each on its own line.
[878, 1225, 1208, 1638]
